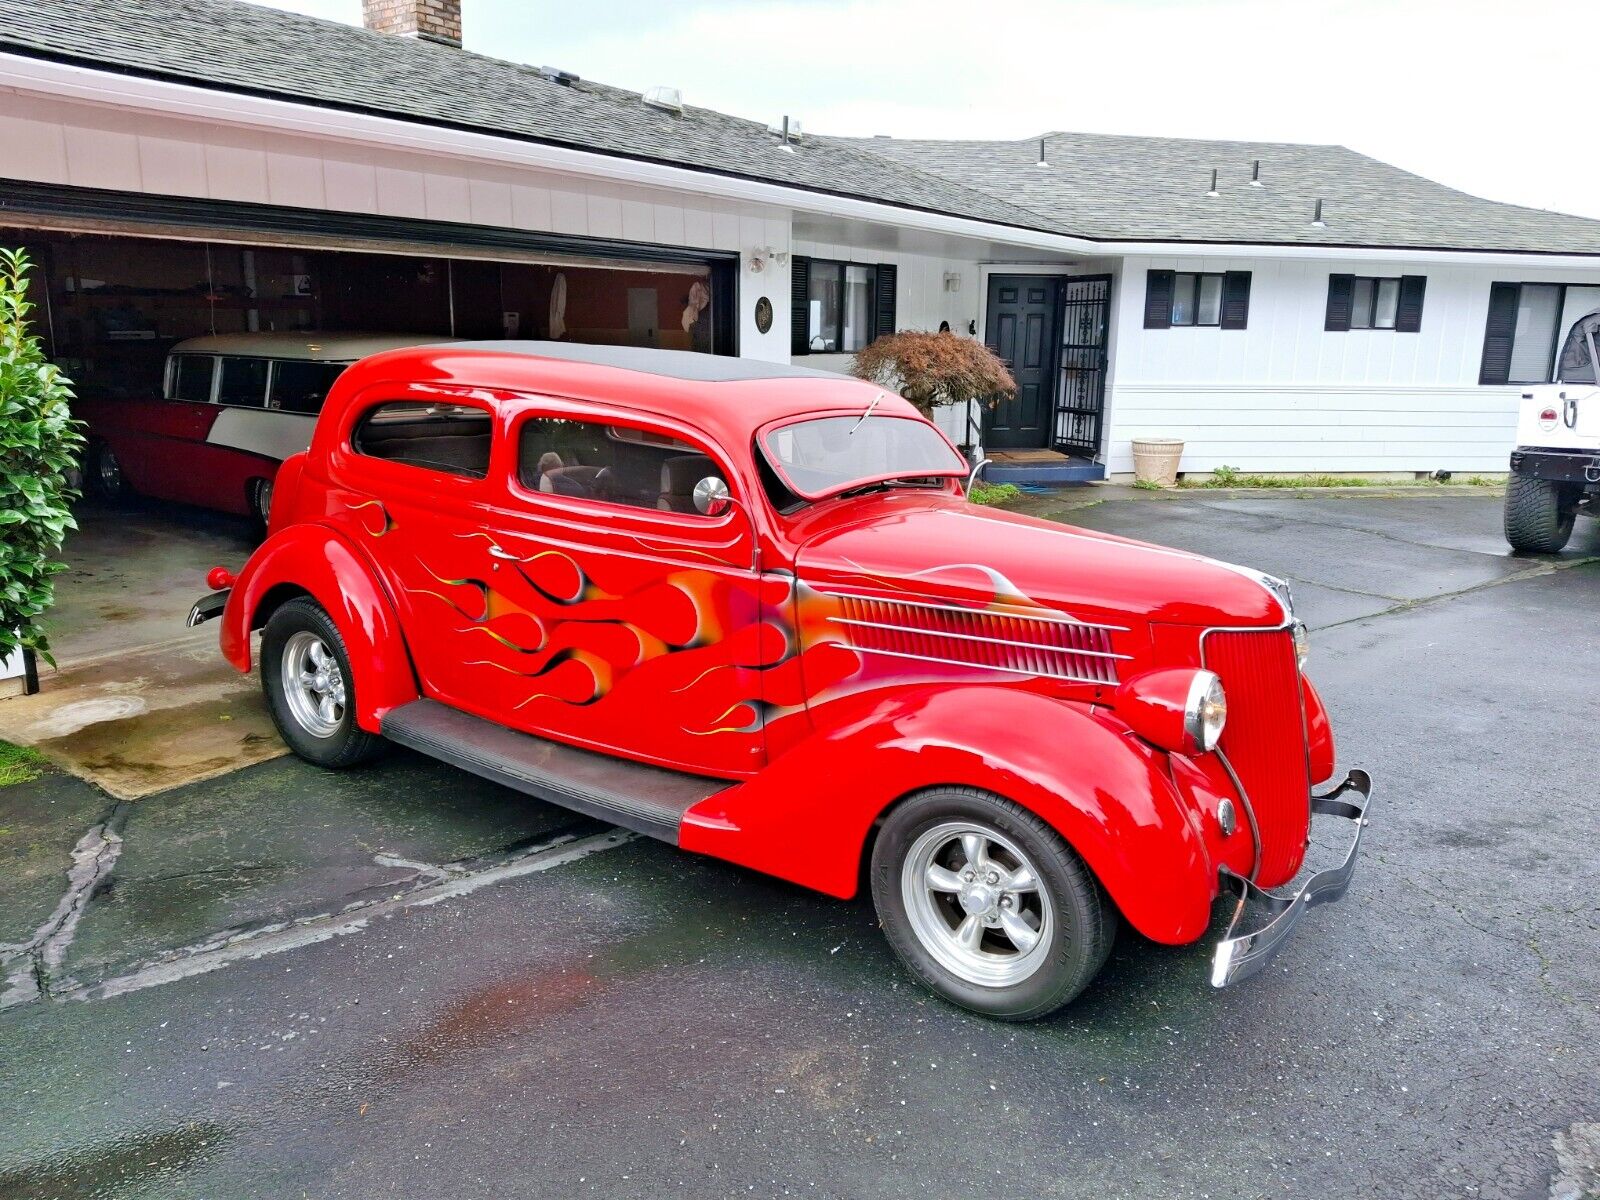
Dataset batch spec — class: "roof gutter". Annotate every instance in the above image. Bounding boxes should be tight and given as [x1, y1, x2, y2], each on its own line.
[4, 51, 1600, 269]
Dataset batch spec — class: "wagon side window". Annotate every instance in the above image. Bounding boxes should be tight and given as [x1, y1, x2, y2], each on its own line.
[216, 356, 271, 408]
[353, 401, 492, 479]
[269, 361, 347, 414]
[517, 416, 724, 515]
[168, 354, 216, 403]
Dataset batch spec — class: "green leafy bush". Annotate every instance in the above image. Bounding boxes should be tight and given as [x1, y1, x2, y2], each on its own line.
[967, 480, 1021, 507]
[0, 249, 83, 666]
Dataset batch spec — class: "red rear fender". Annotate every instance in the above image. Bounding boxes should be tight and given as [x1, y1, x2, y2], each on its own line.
[219, 524, 418, 732]
[681, 686, 1217, 944]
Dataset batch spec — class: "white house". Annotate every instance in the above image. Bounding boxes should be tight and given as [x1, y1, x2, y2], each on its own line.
[3, 0, 1599, 483]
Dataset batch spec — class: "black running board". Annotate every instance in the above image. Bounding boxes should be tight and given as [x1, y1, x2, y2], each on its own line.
[381, 699, 732, 844]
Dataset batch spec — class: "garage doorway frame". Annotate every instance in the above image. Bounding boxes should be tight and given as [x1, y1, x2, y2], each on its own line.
[0, 179, 740, 355]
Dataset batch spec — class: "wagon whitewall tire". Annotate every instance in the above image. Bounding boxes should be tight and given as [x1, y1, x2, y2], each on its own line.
[870, 787, 1115, 1020]
[88, 440, 133, 502]
[261, 598, 383, 768]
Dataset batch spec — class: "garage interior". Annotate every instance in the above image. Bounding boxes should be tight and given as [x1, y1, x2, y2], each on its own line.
[0, 205, 737, 793]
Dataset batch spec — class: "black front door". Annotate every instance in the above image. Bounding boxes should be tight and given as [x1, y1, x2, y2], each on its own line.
[983, 276, 1060, 449]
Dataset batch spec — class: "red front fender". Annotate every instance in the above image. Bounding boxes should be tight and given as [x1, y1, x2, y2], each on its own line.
[219, 524, 419, 732]
[681, 686, 1217, 944]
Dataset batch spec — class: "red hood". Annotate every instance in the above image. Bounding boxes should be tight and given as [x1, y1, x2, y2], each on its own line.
[789, 493, 1287, 632]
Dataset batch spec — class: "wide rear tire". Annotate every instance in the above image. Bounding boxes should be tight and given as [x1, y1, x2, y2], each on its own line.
[261, 598, 384, 769]
[870, 787, 1115, 1020]
[1504, 475, 1577, 553]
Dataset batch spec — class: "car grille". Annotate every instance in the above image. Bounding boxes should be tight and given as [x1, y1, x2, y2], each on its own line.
[1203, 628, 1311, 884]
[826, 594, 1125, 685]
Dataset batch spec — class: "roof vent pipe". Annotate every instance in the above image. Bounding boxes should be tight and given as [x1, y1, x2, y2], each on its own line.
[1250, 159, 1262, 186]
[770, 115, 802, 150]
[1036, 137, 1048, 168]
[1206, 168, 1219, 197]
[1311, 198, 1326, 227]
[643, 85, 683, 114]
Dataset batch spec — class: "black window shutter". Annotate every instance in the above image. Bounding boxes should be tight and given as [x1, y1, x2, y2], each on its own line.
[1143, 270, 1174, 329]
[1479, 282, 1519, 384]
[873, 263, 897, 343]
[790, 255, 811, 356]
[1325, 274, 1354, 331]
[1395, 275, 1427, 333]
[1220, 271, 1252, 329]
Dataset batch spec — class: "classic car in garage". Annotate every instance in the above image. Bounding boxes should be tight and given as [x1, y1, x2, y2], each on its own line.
[194, 341, 1373, 1019]
[76, 331, 446, 525]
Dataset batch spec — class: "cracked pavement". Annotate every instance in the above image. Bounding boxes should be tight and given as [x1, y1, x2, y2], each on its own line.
[0, 491, 1596, 1199]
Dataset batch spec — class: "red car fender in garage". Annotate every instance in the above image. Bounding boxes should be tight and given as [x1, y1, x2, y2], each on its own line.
[219, 524, 419, 732]
[680, 684, 1218, 944]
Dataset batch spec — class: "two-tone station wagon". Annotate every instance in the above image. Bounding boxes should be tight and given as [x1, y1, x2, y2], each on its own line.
[193, 342, 1373, 1019]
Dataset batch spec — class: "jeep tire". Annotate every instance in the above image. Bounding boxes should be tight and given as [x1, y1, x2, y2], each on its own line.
[870, 787, 1115, 1020]
[1504, 475, 1579, 553]
[261, 598, 384, 769]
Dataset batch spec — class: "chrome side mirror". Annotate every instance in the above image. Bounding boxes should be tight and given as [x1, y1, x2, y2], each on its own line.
[965, 458, 991, 496]
[693, 475, 733, 516]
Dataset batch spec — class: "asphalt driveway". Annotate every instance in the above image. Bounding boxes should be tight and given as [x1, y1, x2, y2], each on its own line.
[1, 490, 1596, 1199]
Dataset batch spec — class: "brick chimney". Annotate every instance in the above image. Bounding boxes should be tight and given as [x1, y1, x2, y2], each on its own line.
[362, 0, 462, 46]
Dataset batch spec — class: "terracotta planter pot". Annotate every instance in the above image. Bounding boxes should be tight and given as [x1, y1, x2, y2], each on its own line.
[1131, 438, 1184, 487]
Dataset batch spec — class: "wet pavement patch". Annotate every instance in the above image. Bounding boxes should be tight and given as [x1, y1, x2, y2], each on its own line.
[55, 749, 595, 984]
[0, 760, 115, 950]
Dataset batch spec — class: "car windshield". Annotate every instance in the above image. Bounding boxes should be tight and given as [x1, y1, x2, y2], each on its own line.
[760, 414, 967, 501]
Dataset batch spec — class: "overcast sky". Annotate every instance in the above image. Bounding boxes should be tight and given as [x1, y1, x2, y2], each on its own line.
[259, 0, 1599, 220]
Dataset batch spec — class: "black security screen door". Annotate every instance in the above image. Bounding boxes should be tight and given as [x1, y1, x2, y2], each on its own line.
[983, 276, 1060, 449]
[1054, 274, 1111, 456]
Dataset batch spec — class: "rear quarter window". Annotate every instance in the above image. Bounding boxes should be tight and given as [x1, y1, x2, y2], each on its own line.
[352, 402, 493, 479]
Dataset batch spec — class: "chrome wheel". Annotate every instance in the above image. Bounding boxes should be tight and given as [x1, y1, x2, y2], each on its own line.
[900, 821, 1053, 988]
[280, 631, 346, 739]
[96, 445, 122, 494]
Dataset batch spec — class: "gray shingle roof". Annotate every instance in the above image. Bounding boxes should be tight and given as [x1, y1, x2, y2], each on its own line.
[842, 132, 1600, 254]
[0, 0, 1051, 234]
[4, 0, 1600, 255]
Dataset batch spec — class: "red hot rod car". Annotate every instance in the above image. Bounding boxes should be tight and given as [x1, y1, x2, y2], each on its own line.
[194, 341, 1372, 1019]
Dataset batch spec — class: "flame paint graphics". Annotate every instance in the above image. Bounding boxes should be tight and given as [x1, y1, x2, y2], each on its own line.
[408, 536, 802, 747]
[345, 499, 394, 537]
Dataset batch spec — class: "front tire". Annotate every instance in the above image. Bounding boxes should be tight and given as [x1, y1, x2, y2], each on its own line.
[247, 477, 274, 537]
[261, 598, 383, 769]
[870, 788, 1115, 1020]
[1504, 475, 1578, 552]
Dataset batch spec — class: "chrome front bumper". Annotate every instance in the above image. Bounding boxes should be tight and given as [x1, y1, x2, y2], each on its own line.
[1210, 769, 1373, 988]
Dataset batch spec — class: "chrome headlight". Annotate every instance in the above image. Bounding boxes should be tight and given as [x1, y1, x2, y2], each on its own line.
[1292, 621, 1309, 670]
[1184, 670, 1228, 752]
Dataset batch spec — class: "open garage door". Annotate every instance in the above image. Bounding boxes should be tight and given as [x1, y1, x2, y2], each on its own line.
[0, 181, 737, 675]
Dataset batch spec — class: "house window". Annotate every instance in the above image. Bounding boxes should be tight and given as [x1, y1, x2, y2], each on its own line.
[1326, 275, 1426, 332]
[1171, 273, 1224, 326]
[790, 257, 898, 355]
[1477, 282, 1600, 385]
[1143, 270, 1251, 330]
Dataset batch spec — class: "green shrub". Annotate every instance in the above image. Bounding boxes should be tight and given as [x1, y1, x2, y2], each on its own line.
[0, 249, 83, 667]
[0, 741, 45, 787]
[968, 480, 1021, 506]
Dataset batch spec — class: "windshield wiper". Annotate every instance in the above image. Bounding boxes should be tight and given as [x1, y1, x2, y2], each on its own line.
[848, 392, 885, 435]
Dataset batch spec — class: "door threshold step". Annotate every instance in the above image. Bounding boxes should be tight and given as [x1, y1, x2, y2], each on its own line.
[983, 455, 1105, 485]
[381, 699, 731, 843]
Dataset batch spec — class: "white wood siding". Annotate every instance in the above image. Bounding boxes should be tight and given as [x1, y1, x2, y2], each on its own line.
[791, 237, 983, 444]
[0, 89, 795, 361]
[1104, 254, 1600, 473]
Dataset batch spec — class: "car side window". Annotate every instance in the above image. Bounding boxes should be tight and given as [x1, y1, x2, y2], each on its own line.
[216, 357, 270, 408]
[168, 354, 216, 403]
[518, 416, 724, 515]
[269, 361, 347, 414]
[353, 401, 492, 479]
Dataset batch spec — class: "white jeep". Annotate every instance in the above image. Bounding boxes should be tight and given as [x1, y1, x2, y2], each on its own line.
[1504, 310, 1600, 552]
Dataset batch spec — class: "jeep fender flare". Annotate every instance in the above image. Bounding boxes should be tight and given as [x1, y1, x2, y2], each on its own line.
[219, 523, 419, 732]
[679, 685, 1216, 944]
